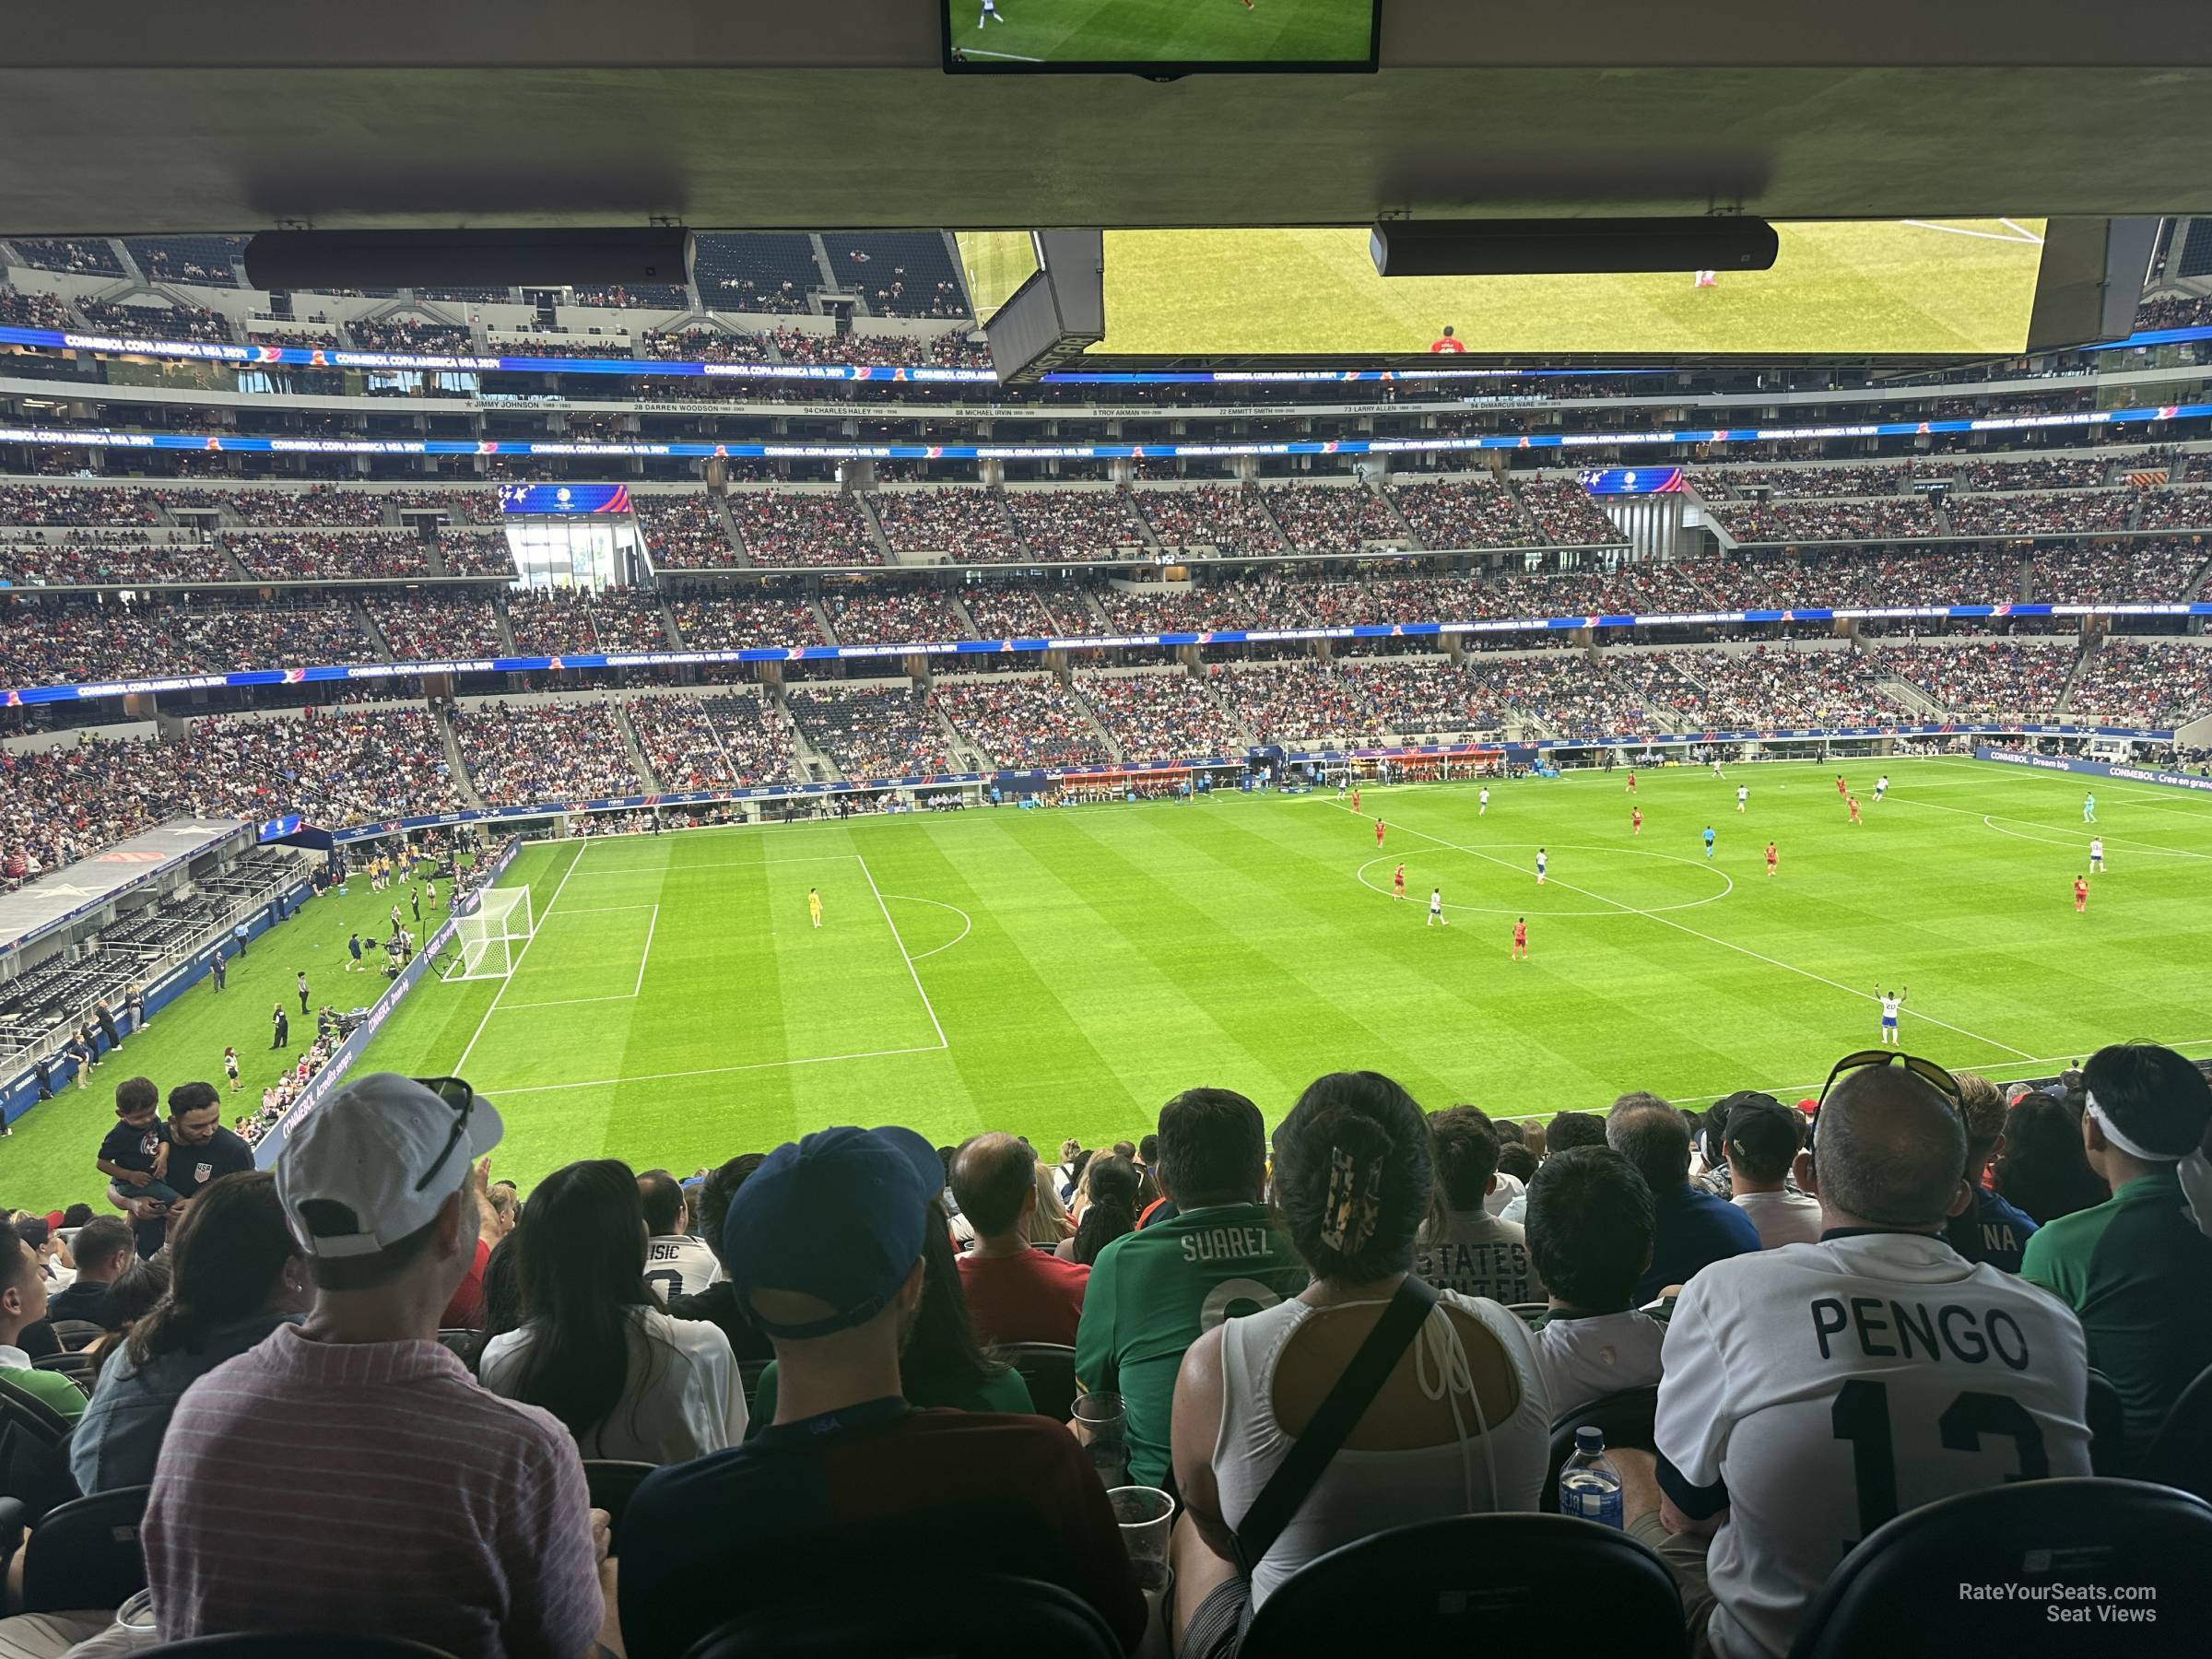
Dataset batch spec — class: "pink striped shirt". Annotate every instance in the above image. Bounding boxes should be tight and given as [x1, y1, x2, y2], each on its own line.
[143, 1324, 603, 1658]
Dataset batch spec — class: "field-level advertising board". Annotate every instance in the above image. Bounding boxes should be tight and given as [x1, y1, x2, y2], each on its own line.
[447, 885, 536, 982]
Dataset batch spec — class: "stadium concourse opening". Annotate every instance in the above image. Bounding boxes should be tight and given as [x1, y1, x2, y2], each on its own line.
[4, 140, 2212, 1659]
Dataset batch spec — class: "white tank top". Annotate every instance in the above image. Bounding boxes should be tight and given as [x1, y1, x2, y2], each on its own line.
[1211, 1288, 1553, 1608]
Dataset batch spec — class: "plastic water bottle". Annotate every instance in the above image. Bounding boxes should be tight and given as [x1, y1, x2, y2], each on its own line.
[1559, 1426, 1624, 1528]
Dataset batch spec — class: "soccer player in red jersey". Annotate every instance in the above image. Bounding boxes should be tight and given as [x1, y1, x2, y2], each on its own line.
[1374, 817, 1385, 848]
[1430, 326, 1466, 353]
[1631, 806, 1643, 837]
[2075, 875, 2089, 913]
[1511, 917, 1528, 960]
[1835, 773, 1849, 797]
[1847, 795, 1862, 824]
[1392, 862, 1406, 900]
[1765, 841, 1778, 877]
[1626, 771, 1638, 794]
[1351, 785, 1360, 814]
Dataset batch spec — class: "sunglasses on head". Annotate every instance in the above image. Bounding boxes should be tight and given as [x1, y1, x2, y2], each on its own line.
[411, 1076, 477, 1194]
[1818, 1049, 1962, 1109]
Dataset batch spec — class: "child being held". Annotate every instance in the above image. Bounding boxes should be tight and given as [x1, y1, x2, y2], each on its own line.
[94, 1076, 179, 1206]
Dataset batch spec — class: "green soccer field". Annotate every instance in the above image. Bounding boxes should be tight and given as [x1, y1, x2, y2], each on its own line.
[1091, 222, 2047, 356]
[948, 0, 1371, 66]
[6, 756, 2207, 1211]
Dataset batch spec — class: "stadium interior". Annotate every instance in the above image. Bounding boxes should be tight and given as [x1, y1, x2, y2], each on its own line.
[0, 6, 2210, 1656]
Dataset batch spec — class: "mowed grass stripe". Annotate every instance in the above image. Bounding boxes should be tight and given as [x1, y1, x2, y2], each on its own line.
[853, 818, 1121, 1130]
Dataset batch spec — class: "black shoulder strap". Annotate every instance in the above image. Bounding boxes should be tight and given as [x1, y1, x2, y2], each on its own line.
[1232, 1277, 1441, 1579]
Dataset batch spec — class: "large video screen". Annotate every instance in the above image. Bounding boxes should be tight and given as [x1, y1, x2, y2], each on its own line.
[1090, 221, 2051, 356]
[944, 0, 1378, 74]
[957, 231, 1043, 322]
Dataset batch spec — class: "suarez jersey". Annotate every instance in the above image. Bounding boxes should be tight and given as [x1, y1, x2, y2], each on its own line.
[1656, 1230, 2090, 1659]
[1074, 1202, 1307, 1486]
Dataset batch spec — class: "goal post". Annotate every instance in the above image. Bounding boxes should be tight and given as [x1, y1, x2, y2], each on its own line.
[444, 885, 535, 982]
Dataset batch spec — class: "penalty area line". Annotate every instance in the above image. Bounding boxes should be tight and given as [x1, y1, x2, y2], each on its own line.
[477, 1044, 951, 1098]
[450, 839, 586, 1076]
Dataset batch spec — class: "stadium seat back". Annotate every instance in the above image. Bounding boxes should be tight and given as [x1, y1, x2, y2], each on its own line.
[2084, 1368, 2130, 1476]
[2139, 1359, 2212, 1501]
[1540, 1384, 1660, 1513]
[1238, 1513, 1687, 1659]
[679, 1570, 1121, 1659]
[0, 1375, 81, 1523]
[20, 1485, 149, 1613]
[33, 1348, 100, 1388]
[736, 1358, 772, 1402]
[1788, 1477, 2212, 1659]
[582, 1458, 656, 1547]
[49, 1319, 103, 1351]
[141, 1637, 461, 1656]
[652, 1497, 1066, 1653]
[1001, 1341, 1078, 1423]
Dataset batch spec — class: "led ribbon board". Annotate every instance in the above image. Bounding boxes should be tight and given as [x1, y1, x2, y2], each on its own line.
[1579, 467, 1685, 495]
[498, 483, 632, 514]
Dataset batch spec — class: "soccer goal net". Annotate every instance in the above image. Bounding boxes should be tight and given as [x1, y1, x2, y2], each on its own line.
[444, 886, 535, 982]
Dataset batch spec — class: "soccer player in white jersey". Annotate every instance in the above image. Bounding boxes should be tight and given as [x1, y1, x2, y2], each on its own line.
[977, 0, 1006, 25]
[1875, 773, 1889, 803]
[1535, 847, 1547, 885]
[1478, 785, 1490, 816]
[1735, 783, 1747, 814]
[2088, 835, 2104, 874]
[1876, 984, 1906, 1046]
[1625, 1059, 2092, 1659]
[1427, 887, 1447, 927]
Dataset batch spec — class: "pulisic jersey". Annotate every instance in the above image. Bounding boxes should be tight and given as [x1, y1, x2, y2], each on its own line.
[1655, 1233, 2092, 1659]
[643, 1234, 724, 1304]
[1879, 994, 1902, 1022]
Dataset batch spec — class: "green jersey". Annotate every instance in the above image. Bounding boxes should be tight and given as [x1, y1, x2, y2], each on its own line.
[2021, 1165, 2212, 1454]
[0, 1362, 85, 1424]
[1074, 1202, 1308, 1486]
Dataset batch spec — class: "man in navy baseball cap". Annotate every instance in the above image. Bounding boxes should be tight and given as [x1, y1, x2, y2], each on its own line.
[720, 1124, 943, 1339]
[618, 1124, 1146, 1659]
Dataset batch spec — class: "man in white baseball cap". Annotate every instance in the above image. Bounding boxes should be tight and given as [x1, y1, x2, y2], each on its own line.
[142, 1075, 615, 1656]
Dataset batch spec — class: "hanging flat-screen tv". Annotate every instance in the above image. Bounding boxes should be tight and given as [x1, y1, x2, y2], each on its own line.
[944, 0, 1381, 76]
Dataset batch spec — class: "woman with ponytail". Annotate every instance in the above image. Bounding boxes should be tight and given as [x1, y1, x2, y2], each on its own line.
[71, 1171, 311, 1493]
[1066, 1152, 1140, 1265]
[1167, 1072, 1551, 1658]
